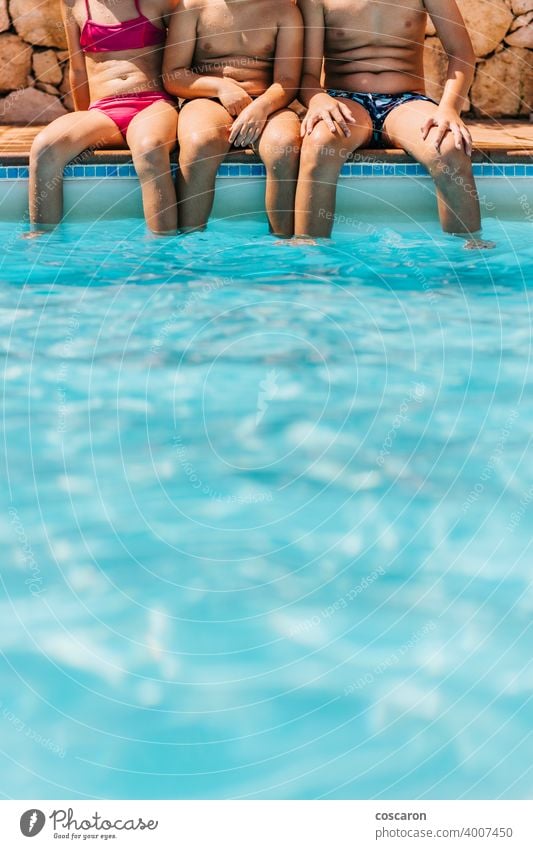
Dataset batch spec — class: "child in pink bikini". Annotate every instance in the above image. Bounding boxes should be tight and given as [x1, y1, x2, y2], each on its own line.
[30, 0, 178, 234]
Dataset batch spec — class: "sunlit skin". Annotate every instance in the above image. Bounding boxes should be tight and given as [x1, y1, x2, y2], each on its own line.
[29, 0, 178, 235]
[294, 0, 489, 243]
[163, 0, 303, 235]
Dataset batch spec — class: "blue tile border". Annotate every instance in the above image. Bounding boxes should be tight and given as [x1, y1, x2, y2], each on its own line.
[0, 163, 531, 180]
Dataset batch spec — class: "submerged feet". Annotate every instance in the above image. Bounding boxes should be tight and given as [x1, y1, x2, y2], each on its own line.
[456, 232, 496, 250]
[463, 237, 497, 250]
[276, 235, 318, 246]
[21, 230, 51, 240]
[279, 233, 497, 250]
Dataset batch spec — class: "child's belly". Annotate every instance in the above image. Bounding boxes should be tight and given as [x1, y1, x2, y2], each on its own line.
[324, 41, 426, 95]
[192, 55, 274, 96]
[86, 55, 165, 101]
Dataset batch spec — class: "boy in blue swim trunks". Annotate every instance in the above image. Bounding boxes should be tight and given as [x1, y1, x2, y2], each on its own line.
[294, 0, 485, 242]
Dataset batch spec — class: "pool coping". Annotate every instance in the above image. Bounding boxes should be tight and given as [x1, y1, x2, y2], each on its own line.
[1, 148, 532, 165]
[0, 121, 531, 177]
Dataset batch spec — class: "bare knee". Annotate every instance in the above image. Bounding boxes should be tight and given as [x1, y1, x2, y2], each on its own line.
[261, 126, 301, 176]
[426, 137, 474, 186]
[179, 124, 229, 163]
[299, 124, 349, 174]
[131, 135, 173, 170]
[30, 131, 68, 171]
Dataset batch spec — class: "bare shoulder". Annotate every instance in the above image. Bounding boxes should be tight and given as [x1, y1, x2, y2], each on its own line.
[297, 0, 325, 11]
[159, 0, 181, 19]
[173, 0, 202, 13]
[422, 0, 461, 15]
[275, 0, 303, 25]
[60, 0, 78, 24]
[296, 0, 325, 20]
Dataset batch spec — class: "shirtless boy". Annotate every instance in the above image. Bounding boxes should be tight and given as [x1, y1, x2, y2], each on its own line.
[295, 0, 484, 241]
[163, 0, 303, 235]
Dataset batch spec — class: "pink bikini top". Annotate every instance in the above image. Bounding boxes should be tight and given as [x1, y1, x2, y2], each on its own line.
[80, 0, 166, 53]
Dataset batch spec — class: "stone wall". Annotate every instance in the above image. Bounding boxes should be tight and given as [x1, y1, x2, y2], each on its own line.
[424, 0, 533, 117]
[0, 0, 531, 125]
[0, 0, 71, 124]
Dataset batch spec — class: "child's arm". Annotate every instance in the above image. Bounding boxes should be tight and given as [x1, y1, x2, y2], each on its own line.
[423, 0, 476, 154]
[228, 3, 304, 147]
[162, 2, 253, 115]
[297, 0, 355, 138]
[62, 0, 90, 111]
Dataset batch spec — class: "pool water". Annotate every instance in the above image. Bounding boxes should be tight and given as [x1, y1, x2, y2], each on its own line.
[1, 216, 532, 800]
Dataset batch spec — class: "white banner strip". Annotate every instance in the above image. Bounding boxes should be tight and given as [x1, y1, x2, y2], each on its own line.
[1, 800, 532, 848]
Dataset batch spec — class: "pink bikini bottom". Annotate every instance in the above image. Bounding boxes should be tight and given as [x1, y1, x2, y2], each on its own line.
[89, 91, 176, 138]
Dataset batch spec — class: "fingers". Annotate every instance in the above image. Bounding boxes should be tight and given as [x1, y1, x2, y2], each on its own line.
[338, 102, 357, 124]
[305, 111, 322, 135]
[232, 131, 245, 147]
[236, 128, 251, 147]
[228, 126, 238, 144]
[421, 113, 473, 156]
[229, 121, 261, 148]
[444, 121, 472, 156]
[228, 101, 256, 143]
[303, 106, 353, 137]
[321, 110, 336, 133]
[248, 126, 261, 146]
[451, 123, 463, 151]
[461, 127, 473, 157]
[242, 125, 256, 147]
[228, 119, 243, 144]
[421, 117, 436, 140]
[331, 107, 350, 138]
[433, 122, 449, 151]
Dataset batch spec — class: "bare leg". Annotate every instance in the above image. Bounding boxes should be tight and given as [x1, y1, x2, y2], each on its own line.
[30, 111, 123, 226]
[294, 98, 372, 238]
[383, 100, 482, 235]
[258, 108, 302, 237]
[126, 100, 178, 235]
[177, 99, 232, 232]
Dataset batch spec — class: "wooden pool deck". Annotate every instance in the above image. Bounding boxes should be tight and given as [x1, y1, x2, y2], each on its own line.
[0, 120, 532, 166]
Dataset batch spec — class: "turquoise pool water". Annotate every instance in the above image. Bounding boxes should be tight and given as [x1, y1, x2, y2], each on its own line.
[1, 216, 532, 800]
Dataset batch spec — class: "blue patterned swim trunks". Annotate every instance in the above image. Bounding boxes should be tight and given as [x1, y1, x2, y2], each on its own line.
[327, 90, 437, 147]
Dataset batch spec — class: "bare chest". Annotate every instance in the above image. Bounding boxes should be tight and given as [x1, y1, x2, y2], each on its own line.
[73, 0, 167, 28]
[196, 5, 278, 57]
[324, 0, 426, 47]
